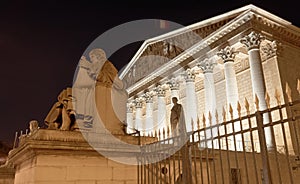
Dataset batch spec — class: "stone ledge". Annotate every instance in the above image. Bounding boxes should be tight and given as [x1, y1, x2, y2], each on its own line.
[8, 129, 157, 165]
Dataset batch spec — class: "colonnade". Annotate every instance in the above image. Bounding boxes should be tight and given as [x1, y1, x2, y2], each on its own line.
[126, 31, 272, 148]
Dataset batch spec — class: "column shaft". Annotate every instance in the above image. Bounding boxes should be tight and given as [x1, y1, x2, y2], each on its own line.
[240, 31, 273, 149]
[145, 102, 154, 132]
[203, 73, 217, 115]
[185, 81, 198, 131]
[135, 106, 143, 131]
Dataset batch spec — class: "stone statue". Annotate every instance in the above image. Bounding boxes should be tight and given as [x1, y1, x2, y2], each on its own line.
[170, 97, 186, 135]
[29, 120, 39, 135]
[44, 48, 127, 134]
[72, 51, 103, 129]
[92, 48, 128, 134]
[44, 87, 78, 131]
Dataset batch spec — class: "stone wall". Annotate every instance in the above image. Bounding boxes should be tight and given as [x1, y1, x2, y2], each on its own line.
[0, 166, 15, 184]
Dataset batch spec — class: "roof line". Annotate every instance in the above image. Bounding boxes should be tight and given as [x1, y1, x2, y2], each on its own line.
[119, 4, 254, 78]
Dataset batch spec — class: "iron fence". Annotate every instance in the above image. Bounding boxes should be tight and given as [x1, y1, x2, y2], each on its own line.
[138, 80, 300, 184]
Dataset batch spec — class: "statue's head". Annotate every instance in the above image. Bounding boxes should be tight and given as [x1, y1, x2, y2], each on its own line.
[89, 48, 107, 63]
[172, 97, 178, 104]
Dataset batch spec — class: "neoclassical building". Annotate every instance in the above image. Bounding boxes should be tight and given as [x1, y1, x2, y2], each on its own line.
[120, 4, 300, 152]
[2, 4, 300, 184]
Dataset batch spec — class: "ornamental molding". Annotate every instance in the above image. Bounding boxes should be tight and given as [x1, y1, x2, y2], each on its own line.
[125, 9, 300, 96]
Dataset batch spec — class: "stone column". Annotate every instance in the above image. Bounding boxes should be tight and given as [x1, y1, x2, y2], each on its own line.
[155, 85, 168, 131]
[217, 46, 239, 111]
[197, 58, 217, 119]
[134, 97, 144, 132]
[240, 31, 273, 149]
[217, 46, 242, 150]
[197, 58, 217, 146]
[183, 68, 198, 132]
[143, 91, 155, 134]
[167, 77, 180, 100]
[126, 101, 134, 134]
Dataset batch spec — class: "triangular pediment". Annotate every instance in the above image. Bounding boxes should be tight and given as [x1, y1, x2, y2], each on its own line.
[119, 5, 254, 83]
[120, 4, 300, 94]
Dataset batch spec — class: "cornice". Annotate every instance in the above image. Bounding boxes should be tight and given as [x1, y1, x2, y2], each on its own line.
[125, 10, 300, 96]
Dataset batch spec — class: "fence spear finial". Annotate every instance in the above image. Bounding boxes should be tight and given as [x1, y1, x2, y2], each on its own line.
[244, 97, 250, 115]
[265, 92, 270, 109]
[237, 101, 241, 117]
[297, 79, 300, 96]
[254, 94, 259, 110]
[208, 111, 212, 126]
[191, 118, 194, 131]
[215, 110, 219, 124]
[229, 104, 233, 120]
[197, 116, 200, 130]
[158, 129, 161, 140]
[274, 88, 281, 105]
[222, 106, 226, 121]
[285, 82, 292, 103]
[202, 113, 206, 128]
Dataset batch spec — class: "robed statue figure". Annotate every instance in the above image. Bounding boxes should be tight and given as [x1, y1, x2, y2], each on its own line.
[170, 97, 186, 135]
[45, 48, 128, 134]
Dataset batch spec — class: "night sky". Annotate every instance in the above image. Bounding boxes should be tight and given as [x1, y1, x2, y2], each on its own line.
[0, 0, 299, 144]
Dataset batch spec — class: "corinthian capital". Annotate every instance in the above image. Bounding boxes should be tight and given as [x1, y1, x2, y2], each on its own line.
[197, 58, 217, 73]
[217, 46, 238, 63]
[167, 77, 180, 90]
[142, 91, 155, 103]
[155, 84, 168, 97]
[134, 97, 144, 108]
[183, 68, 196, 82]
[127, 102, 135, 113]
[261, 40, 281, 59]
[240, 31, 265, 50]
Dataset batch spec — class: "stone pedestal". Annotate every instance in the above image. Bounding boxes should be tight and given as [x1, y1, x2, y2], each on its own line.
[7, 129, 156, 184]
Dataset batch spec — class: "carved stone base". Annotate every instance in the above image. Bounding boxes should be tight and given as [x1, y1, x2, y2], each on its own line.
[7, 129, 156, 184]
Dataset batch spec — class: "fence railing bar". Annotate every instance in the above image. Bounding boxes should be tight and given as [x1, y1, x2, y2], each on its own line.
[222, 119, 232, 184]
[230, 112, 241, 175]
[172, 150, 176, 183]
[197, 131, 205, 184]
[217, 123, 225, 184]
[192, 133, 199, 184]
[267, 108, 283, 183]
[239, 116, 250, 184]
[256, 111, 273, 184]
[202, 118, 211, 184]
[187, 113, 300, 146]
[278, 104, 294, 184]
[247, 113, 260, 183]
[209, 119, 218, 184]
[287, 102, 300, 156]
